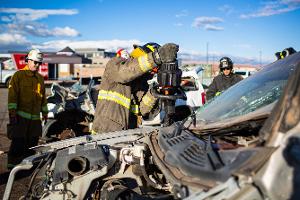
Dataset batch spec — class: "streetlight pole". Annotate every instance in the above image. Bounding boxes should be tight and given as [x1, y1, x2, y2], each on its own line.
[206, 42, 209, 65]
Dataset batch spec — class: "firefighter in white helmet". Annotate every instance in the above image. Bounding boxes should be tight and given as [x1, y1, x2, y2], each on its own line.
[7, 49, 48, 169]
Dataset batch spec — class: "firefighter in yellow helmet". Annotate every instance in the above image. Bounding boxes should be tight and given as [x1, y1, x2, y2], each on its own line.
[92, 42, 179, 134]
[7, 49, 48, 169]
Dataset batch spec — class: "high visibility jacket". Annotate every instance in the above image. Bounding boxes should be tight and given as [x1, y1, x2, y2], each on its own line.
[206, 73, 243, 101]
[8, 66, 48, 120]
[92, 53, 158, 134]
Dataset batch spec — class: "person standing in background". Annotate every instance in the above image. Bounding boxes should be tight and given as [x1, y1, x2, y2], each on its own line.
[206, 57, 243, 101]
[7, 49, 48, 169]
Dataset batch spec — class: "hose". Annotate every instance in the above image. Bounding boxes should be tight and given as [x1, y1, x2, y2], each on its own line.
[140, 150, 166, 190]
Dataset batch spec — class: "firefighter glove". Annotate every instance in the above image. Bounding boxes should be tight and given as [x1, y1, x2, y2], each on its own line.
[154, 43, 179, 65]
[9, 109, 17, 125]
[42, 114, 48, 124]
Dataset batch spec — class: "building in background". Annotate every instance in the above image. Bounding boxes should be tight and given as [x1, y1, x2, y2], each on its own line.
[74, 48, 116, 82]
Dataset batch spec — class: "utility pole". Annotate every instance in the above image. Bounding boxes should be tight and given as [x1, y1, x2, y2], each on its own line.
[206, 42, 212, 81]
[206, 42, 209, 65]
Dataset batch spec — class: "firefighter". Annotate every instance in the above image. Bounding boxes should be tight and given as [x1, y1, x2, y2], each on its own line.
[116, 48, 130, 59]
[92, 42, 179, 134]
[206, 57, 243, 101]
[275, 47, 296, 60]
[7, 49, 48, 169]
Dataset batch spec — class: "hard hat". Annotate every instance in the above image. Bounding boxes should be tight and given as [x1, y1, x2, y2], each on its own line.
[116, 49, 130, 59]
[27, 49, 43, 62]
[275, 52, 281, 60]
[219, 57, 233, 69]
[130, 42, 161, 58]
[281, 47, 296, 58]
[275, 47, 296, 60]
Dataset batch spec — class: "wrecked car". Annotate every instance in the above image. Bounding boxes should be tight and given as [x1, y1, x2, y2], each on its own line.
[41, 80, 97, 142]
[3, 52, 300, 200]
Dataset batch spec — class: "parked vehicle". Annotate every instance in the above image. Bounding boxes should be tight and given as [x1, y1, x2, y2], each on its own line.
[0, 55, 16, 87]
[4, 52, 300, 200]
[0, 66, 16, 87]
[41, 80, 97, 142]
[234, 69, 257, 78]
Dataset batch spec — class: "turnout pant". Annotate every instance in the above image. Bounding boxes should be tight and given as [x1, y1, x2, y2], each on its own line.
[7, 116, 42, 166]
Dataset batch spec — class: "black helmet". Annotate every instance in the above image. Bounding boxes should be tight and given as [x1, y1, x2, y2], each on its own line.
[141, 42, 161, 53]
[275, 47, 296, 60]
[281, 47, 296, 58]
[275, 52, 281, 60]
[219, 57, 233, 69]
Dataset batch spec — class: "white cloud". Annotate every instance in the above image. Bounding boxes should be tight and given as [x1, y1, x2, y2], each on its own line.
[0, 33, 29, 45]
[240, 0, 300, 18]
[52, 27, 80, 37]
[32, 39, 142, 52]
[204, 24, 224, 31]
[0, 8, 78, 21]
[0, 8, 80, 39]
[192, 16, 224, 31]
[192, 17, 224, 27]
[3, 22, 80, 38]
[1, 15, 14, 22]
[0, 33, 31, 51]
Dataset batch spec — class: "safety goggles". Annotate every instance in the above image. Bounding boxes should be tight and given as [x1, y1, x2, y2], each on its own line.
[221, 67, 231, 71]
[30, 60, 42, 65]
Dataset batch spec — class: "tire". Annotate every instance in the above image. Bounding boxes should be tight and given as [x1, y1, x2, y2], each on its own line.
[41, 119, 57, 138]
[5, 77, 11, 88]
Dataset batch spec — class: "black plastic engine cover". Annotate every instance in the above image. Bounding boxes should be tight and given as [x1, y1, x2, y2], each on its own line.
[157, 125, 259, 183]
[52, 143, 109, 185]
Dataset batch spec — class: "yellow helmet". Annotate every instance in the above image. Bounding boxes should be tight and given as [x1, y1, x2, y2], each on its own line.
[130, 42, 161, 58]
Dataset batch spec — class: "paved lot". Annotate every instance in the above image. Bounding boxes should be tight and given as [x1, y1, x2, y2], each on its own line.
[0, 87, 16, 199]
[0, 87, 9, 173]
[0, 87, 53, 199]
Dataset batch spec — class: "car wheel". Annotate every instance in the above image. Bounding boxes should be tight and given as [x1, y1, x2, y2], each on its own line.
[5, 77, 11, 88]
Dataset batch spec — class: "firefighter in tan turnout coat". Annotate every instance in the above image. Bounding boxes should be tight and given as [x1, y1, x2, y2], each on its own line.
[7, 49, 48, 169]
[92, 42, 179, 134]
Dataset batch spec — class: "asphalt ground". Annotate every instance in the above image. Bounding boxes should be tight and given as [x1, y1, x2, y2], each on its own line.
[0, 86, 28, 199]
[0, 86, 53, 199]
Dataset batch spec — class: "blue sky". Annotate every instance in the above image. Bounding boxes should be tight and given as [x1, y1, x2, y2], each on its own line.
[0, 0, 299, 64]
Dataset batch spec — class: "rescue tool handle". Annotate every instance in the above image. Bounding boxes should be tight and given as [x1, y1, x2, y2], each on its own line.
[151, 86, 187, 101]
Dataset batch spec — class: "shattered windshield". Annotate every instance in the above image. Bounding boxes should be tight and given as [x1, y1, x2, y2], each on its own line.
[196, 54, 299, 123]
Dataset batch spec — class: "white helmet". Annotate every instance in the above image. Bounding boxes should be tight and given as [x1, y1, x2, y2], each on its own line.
[27, 49, 43, 62]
